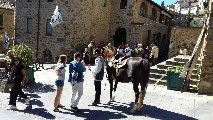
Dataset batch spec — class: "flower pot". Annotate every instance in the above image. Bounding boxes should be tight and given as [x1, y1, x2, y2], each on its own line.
[167, 72, 189, 92]
[25, 67, 35, 85]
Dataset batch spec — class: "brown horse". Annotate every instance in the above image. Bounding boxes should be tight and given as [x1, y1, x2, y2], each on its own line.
[103, 48, 150, 113]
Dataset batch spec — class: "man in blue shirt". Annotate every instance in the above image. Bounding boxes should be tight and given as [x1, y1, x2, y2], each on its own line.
[69, 52, 86, 112]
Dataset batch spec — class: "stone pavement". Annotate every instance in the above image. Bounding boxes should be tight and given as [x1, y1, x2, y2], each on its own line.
[0, 64, 213, 120]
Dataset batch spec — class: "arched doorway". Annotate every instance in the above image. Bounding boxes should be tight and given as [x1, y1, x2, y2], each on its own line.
[156, 32, 162, 46]
[43, 49, 53, 63]
[113, 27, 126, 47]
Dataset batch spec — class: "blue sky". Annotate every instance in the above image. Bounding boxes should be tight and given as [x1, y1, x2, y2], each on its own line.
[152, 0, 178, 6]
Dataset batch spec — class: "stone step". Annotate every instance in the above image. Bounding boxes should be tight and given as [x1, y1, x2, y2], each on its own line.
[188, 84, 199, 91]
[150, 68, 167, 74]
[149, 74, 199, 86]
[174, 57, 189, 63]
[149, 78, 167, 85]
[149, 78, 199, 90]
[189, 78, 199, 86]
[157, 64, 169, 69]
[191, 74, 200, 80]
[174, 57, 201, 64]
[149, 73, 166, 79]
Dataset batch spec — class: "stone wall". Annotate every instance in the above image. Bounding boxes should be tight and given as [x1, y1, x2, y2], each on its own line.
[15, 0, 171, 61]
[109, 0, 170, 45]
[171, 12, 189, 27]
[168, 27, 202, 58]
[15, 0, 111, 59]
[198, 0, 213, 94]
[0, 8, 14, 53]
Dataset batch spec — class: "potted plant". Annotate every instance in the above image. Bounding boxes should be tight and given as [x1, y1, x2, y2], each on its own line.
[167, 66, 189, 91]
[13, 43, 34, 85]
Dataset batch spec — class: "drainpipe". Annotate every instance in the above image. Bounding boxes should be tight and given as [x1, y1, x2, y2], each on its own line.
[36, 0, 41, 59]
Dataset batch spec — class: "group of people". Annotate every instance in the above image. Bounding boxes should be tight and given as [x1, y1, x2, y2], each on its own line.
[53, 48, 104, 112]
[5, 40, 159, 112]
[83, 41, 159, 67]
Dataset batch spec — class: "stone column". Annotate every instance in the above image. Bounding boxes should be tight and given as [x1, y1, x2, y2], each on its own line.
[198, 0, 213, 94]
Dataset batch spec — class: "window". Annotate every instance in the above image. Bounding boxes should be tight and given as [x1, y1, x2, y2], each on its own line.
[120, 0, 127, 9]
[140, 3, 147, 17]
[0, 14, 3, 29]
[151, 8, 157, 21]
[47, 0, 53, 2]
[46, 19, 52, 36]
[27, 18, 32, 34]
[102, 0, 107, 7]
[159, 14, 164, 23]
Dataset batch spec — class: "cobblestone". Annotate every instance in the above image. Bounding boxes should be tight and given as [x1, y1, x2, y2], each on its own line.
[0, 64, 212, 120]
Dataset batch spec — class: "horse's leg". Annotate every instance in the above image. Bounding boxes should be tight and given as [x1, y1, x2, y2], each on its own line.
[110, 80, 118, 102]
[111, 67, 118, 102]
[137, 65, 150, 112]
[108, 79, 114, 104]
[136, 84, 148, 112]
[130, 82, 139, 114]
[107, 66, 114, 104]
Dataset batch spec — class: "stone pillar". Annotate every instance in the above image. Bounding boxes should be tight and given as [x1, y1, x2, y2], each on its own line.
[198, 0, 213, 94]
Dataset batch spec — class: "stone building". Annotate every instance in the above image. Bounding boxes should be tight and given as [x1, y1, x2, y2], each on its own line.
[15, 0, 171, 62]
[199, 0, 213, 94]
[0, 2, 15, 53]
[168, 27, 202, 58]
[167, 0, 205, 15]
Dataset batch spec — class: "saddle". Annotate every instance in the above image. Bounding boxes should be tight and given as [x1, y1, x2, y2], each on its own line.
[112, 57, 130, 69]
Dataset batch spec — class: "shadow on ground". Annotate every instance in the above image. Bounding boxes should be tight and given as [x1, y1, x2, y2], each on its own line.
[14, 97, 55, 119]
[59, 107, 127, 120]
[27, 82, 55, 93]
[96, 102, 198, 120]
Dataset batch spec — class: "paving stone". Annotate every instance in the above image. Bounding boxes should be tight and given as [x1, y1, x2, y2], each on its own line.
[0, 64, 212, 120]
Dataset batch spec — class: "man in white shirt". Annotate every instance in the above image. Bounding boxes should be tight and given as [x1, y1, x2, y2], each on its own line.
[89, 48, 104, 106]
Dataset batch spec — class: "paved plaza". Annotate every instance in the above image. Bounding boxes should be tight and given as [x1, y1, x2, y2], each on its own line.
[0, 64, 212, 120]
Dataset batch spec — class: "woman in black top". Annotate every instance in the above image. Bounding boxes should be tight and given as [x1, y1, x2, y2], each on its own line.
[83, 48, 90, 70]
[9, 56, 30, 109]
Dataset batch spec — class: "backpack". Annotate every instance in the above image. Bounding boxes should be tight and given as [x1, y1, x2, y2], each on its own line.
[69, 62, 82, 86]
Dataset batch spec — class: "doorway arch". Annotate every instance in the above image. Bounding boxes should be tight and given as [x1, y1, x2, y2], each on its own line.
[113, 27, 126, 47]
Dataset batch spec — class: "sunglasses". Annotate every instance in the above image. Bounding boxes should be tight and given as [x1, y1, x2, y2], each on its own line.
[14, 60, 19, 62]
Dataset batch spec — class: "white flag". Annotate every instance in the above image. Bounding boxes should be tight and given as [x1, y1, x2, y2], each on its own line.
[50, 5, 63, 28]
[4, 32, 10, 49]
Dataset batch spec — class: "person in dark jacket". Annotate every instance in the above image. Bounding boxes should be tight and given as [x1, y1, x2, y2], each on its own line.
[8, 56, 30, 110]
[89, 48, 104, 106]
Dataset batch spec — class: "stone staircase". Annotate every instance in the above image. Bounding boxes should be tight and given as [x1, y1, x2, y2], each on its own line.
[149, 55, 201, 90]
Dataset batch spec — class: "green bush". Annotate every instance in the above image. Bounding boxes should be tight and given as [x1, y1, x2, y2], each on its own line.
[13, 43, 33, 68]
[167, 66, 184, 73]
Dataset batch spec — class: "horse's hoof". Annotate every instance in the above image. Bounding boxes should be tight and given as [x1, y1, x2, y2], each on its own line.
[136, 109, 142, 112]
[111, 96, 115, 102]
[130, 109, 136, 114]
[108, 101, 112, 104]
[136, 105, 143, 112]
[130, 105, 137, 114]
